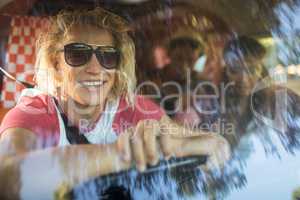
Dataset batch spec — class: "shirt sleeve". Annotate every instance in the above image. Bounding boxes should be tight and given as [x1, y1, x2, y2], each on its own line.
[0, 95, 60, 147]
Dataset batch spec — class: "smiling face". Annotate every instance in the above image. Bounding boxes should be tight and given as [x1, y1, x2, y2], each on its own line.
[56, 25, 117, 107]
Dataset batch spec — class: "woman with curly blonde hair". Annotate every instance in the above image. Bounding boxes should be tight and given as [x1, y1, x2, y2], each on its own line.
[0, 7, 229, 198]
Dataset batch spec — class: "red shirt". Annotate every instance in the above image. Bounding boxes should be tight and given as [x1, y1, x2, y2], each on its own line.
[0, 94, 165, 148]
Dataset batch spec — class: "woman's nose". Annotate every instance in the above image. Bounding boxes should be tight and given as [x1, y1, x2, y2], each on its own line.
[85, 54, 103, 74]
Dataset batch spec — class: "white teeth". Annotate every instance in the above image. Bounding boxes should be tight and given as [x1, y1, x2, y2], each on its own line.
[80, 81, 105, 86]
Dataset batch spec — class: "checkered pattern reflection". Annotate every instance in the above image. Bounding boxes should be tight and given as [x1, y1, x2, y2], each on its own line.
[1, 16, 48, 108]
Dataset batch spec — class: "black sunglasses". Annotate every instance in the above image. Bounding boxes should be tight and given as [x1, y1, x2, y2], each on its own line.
[61, 43, 120, 69]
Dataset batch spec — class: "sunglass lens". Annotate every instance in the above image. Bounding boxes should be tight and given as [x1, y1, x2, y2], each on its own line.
[64, 44, 92, 67]
[97, 51, 120, 69]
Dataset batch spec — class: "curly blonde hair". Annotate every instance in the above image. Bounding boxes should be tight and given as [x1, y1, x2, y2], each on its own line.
[35, 7, 136, 105]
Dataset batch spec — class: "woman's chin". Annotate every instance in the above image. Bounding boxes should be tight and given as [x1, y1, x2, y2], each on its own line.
[73, 91, 103, 105]
[68, 95, 101, 108]
[77, 98, 103, 107]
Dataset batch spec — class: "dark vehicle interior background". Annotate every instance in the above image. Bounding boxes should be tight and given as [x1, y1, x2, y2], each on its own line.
[0, 0, 300, 200]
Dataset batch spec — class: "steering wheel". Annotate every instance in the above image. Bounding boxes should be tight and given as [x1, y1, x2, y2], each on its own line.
[69, 155, 208, 200]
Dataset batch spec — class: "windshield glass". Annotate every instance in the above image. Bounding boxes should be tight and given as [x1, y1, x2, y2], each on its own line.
[0, 1, 300, 200]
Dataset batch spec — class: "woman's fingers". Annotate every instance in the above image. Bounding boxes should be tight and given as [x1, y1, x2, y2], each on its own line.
[159, 114, 231, 170]
[142, 120, 160, 166]
[200, 148, 227, 172]
[171, 137, 209, 158]
[117, 128, 132, 162]
[174, 134, 222, 157]
[158, 116, 181, 159]
[118, 118, 231, 173]
[208, 135, 231, 169]
[159, 134, 177, 159]
[172, 134, 231, 170]
[131, 122, 146, 172]
[117, 120, 161, 172]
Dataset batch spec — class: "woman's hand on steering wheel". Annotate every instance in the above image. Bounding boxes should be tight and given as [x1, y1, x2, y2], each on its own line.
[116, 117, 231, 172]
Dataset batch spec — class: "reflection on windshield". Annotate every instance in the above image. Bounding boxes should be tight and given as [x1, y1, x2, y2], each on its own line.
[1, 1, 300, 200]
[72, 1, 300, 199]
